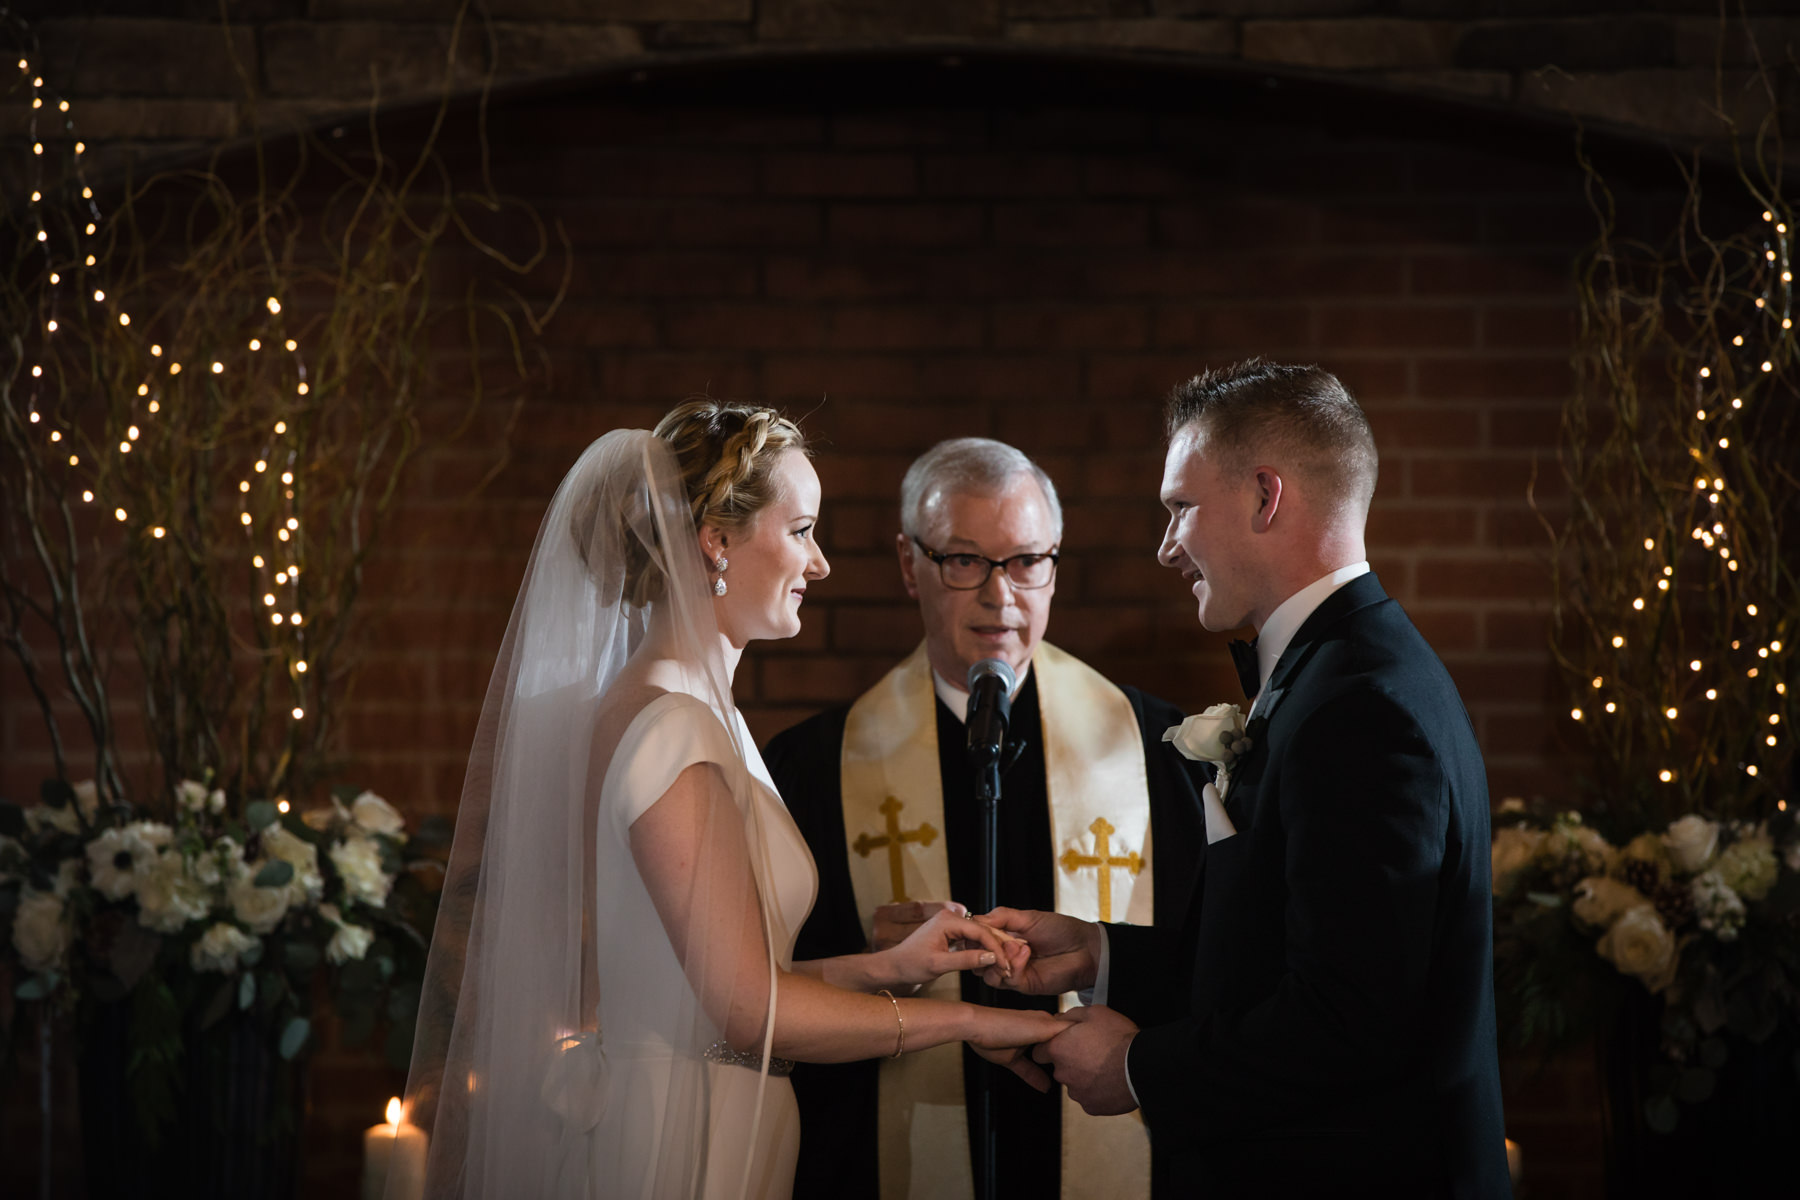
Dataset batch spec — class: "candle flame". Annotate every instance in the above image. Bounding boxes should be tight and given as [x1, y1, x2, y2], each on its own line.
[386, 1097, 403, 1125]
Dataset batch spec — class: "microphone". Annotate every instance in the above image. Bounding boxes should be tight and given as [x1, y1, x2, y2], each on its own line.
[965, 657, 1016, 767]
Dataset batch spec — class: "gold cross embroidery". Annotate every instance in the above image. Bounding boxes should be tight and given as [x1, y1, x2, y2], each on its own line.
[852, 796, 938, 903]
[1058, 816, 1142, 922]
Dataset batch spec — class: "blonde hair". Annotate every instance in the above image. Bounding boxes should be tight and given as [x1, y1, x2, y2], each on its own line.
[598, 398, 809, 607]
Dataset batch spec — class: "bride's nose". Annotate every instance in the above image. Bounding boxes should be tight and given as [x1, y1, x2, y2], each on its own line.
[808, 544, 830, 580]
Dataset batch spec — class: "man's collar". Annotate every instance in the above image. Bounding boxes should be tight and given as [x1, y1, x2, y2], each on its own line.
[933, 657, 1033, 725]
[1253, 562, 1370, 695]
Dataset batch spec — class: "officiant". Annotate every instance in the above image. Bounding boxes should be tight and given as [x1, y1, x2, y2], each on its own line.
[764, 438, 1208, 1200]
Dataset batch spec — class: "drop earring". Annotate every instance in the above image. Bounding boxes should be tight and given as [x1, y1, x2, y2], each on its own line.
[712, 554, 728, 597]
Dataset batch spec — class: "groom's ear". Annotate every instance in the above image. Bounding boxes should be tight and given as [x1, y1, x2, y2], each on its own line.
[1250, 468, 1283, 533]
[896, 533, 922, 598]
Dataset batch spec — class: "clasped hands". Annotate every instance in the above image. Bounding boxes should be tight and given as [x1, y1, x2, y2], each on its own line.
[873, 900, 1139, 1115]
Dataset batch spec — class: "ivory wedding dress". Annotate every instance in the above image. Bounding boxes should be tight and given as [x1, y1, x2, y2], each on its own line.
[584, 692, 817, 1199]
[402, 430, 818, 1199]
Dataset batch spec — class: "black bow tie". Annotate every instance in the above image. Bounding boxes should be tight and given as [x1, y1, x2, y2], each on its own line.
[1229, 638, 1261, 700]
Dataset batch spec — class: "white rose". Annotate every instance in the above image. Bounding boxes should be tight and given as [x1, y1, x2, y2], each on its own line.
[190, 922, 259, 974]
[1572, 876, 1648, 929]
[330, 834, 393, 907]
[1714, 830, 1778, 902]
[11, 887, 71, 973]
[261, 826, 324, 906]
[349, 791, 406, 838]
[1595, 903, 1678, 992]
[1491, 826, 1546, 895]
[320, 902, 376, 965]
[1663, 814, 1720, 874]
[228, 869, 292, 935]
[86, 825, 164, 901]
[176, 780, 208, 813]
[1162, 703, 1247, 763]
[135, 850, 213, 933]
[1691, 869, 1747, 941]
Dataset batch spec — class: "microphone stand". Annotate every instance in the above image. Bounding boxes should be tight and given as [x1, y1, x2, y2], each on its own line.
[968, 719, 1005, 1200]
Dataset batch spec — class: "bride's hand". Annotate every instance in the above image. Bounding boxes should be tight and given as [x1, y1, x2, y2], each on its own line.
[879, 906, 1026, 988]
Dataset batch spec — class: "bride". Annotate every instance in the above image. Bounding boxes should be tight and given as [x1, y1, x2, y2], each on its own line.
[400, 399, 1061, 1198]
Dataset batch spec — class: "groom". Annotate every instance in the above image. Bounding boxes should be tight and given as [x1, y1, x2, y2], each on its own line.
[985, 361, 1512, 1197]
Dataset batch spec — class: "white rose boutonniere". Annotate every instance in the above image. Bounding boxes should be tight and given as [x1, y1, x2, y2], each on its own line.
[1163, 703, 1253, 797]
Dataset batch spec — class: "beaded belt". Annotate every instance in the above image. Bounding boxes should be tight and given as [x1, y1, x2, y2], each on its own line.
[703, 1040, 795, 1077]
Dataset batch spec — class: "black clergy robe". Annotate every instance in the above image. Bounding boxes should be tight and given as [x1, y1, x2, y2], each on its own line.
[763, 670, 1209, 1200]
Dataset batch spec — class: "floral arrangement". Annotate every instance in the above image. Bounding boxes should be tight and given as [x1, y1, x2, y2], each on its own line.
[1491, 802, 1800, 1130]
[0, 775, 439, 1142]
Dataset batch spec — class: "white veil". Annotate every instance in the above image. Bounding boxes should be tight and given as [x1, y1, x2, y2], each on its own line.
[400, 429, 781, 1197]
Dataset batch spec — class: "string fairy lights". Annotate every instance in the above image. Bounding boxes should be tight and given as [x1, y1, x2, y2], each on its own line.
[1575, 202, 1794, 796]
[10, 44, 317, 735]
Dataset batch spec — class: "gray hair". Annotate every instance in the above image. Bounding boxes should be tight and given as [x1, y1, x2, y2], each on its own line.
[899, 438, 1064, 541]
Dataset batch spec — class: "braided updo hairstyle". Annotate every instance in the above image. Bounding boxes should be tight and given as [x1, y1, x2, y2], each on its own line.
[598, 397, 810, 607]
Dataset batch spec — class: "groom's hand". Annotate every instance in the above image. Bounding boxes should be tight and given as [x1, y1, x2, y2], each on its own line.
[1032, 1005, 1138, 1116]
[975, 907, 1100, 995]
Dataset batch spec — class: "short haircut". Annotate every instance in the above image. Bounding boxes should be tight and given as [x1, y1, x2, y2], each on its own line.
[899, 438, 1063, 542]
[1164, 359, 1378, 518]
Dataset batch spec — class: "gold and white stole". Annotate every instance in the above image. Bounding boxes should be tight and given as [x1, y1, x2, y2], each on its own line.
[840, 641, 1154, 1200]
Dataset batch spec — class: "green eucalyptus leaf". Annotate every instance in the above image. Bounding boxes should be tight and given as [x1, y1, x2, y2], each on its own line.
[1644, 1094, 1680, 1134]
[1676, 1066, 1715, 1104]
[238, 971, 256, 1011]
[245, 801, 277, 832]
[15, 974, 55, 1001]
[254, 860, 294, 888]
[278, 1016, 310, 1060]
[0, 802, 24, 837]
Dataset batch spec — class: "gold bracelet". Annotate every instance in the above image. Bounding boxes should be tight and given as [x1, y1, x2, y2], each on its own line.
[876, 989, 905, 1058]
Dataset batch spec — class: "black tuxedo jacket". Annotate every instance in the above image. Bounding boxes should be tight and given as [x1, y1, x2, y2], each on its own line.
[1106, 573, 1511, 1199]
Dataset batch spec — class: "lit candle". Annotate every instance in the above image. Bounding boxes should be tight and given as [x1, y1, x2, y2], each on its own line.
[363, 1096, 428, 1200]
[1505, 1137, 1522, 1188]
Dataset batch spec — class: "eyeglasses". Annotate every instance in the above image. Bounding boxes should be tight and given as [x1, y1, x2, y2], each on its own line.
[910, 536, 1060, 591]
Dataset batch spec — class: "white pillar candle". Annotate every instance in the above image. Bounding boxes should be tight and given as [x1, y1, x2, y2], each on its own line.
[364, 1097, 428, 1200]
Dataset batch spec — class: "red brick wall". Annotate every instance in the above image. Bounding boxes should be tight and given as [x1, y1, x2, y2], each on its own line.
[4, 53, 1629, 1198]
